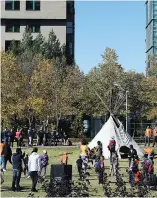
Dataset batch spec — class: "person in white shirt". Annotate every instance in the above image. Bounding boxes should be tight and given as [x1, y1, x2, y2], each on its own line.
[28, 148, 40, 192]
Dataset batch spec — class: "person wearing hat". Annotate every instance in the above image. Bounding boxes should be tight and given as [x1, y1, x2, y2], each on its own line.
[28, 148, 40, 192]
[40, 150, 49, 177]
[12, 148, 25, 191]
[61, 152, 68, 165]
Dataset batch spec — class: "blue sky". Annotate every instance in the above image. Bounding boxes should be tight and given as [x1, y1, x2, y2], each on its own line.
[75, 1, 146, 74]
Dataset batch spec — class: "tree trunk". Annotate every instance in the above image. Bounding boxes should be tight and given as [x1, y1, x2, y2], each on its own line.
[28, 117, 31, 127]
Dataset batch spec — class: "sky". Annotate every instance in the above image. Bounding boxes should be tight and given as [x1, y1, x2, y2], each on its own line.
[75, 1, 146, 74]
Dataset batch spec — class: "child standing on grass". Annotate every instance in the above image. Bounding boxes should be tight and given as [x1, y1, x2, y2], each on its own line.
[23, 153, 29, 178]
[61, 152, 68, 165]
[98, 156, 105, 184]
[40, 150, 49, 177]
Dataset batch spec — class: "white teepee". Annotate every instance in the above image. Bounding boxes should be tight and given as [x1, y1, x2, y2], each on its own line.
[88, 116, 143, 159]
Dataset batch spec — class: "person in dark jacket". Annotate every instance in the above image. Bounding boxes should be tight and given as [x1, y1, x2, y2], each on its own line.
[8, 129, 15, 147]
[128, 145, 137, 167]
[11, 148, 25, 191]
[3, 128, 9, 143]
[76, 155, 83, 179]
[28, 127, 33, 146]
[4, 141, 12, 170]
[23, 154, 29, 177]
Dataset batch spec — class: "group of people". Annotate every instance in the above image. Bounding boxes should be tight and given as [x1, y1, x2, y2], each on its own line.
[3, 127, 71, 147]
[75, 138, 119, 184]
[128, 145, 155, 186]
[1, 127, 157, 193]
[3, 128, 24, 147]
[0, 143, 49, 192]
[37, 130, 70, 147]
[76, 139, 105, 184]
[76, 137, 156, 187]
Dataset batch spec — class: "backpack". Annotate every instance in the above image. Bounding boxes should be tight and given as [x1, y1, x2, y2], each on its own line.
[143, 160, 150, 171]
[109, 140, 116, 152]
[95, 161, 100, 172]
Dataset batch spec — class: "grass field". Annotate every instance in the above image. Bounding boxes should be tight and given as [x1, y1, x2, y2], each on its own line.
[1, 146, 157, 197]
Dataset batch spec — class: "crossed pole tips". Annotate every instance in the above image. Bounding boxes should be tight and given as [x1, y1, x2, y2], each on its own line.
[94, 89, 112, 116]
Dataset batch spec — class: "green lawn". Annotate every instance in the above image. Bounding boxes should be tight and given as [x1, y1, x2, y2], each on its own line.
[1, 146, 157, 197]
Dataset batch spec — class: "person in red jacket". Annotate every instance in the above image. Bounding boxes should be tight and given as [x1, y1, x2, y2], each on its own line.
[15, 129, 21, 147]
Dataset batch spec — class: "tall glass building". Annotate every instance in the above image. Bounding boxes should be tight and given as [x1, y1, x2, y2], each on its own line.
[146, 0, 157, 68]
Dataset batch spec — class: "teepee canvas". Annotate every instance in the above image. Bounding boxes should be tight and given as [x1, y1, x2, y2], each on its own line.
[88, 116, 143, 159]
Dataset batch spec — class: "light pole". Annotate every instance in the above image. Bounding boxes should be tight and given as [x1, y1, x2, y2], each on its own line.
[126, 91, 129, 133]
[114, 83, 129, 132]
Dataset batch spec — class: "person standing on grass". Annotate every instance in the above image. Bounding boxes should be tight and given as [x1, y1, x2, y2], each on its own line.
[23, 153, 29, 178]
[63, 132, 68, 145]
[110, 151, 118, 176]
[0, 140, 6, 171]
[8, 129, 15, 147]
[152, 126, 157, 147]
[145, 126, 152, 147]
[12, 148, 25, 192]
[128, 145, 137, 167]
[108, 137, 116, 157]
[40, 150, 49, 178]
[15, 129, 21, 147]
[61, 152, 68, 165]
[4, 141, 12, 170]
[28, 127, 33, 146]
[3, 128, 9, 143]
[76, 155, 83, 180]
[80, 139, 88, 160]
[95, 141, 102, 158]
[28, 148, 41, 192]
[98, 156, 105, 184]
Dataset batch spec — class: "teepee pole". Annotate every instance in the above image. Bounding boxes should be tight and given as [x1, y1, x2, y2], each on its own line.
[94, 90, 119, 123]
[94, 90, 112, 115]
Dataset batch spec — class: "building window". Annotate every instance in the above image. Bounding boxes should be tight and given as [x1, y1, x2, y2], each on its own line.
[69, 42, 73, 55]
[26, 0, 40, 11]
[5, 21, 20, 32]
[67, 1, 74, 14]
[28, 25, 40, 33]
[5, 40, 20, 51]
[5, 0, 20, 10]
[67, 22, 73, 34]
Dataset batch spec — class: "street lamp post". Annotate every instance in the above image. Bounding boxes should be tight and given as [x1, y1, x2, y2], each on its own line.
[113, 83, 129, 132]
[126, 91, 129, 133]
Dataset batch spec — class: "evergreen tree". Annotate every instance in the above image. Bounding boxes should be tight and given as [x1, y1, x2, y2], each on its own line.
[20, 27, 33, 52]
[43, 29, 62, 60]
[33, 32, 45, 54]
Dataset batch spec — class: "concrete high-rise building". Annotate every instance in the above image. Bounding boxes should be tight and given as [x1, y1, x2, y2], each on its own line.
[146, 0, 157, 69]
[1, 0, 75, 63]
